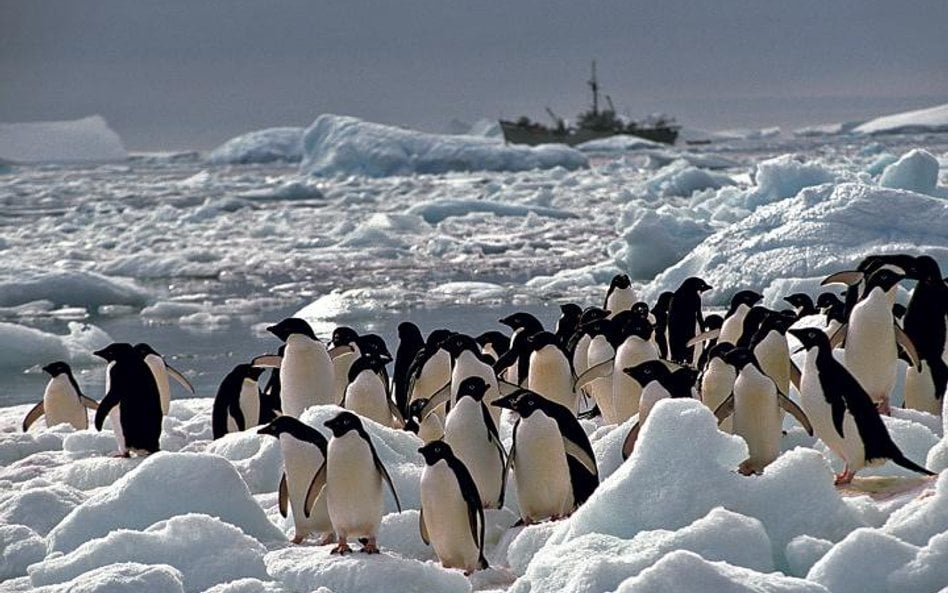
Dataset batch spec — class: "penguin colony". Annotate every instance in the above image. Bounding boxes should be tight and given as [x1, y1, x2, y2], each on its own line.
[21, 253, 945, 575]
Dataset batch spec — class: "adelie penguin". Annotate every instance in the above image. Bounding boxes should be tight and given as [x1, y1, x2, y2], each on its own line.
[343, 354, 402, 428]
[94, 343, 163, 457]
[22, 361, 99, 432]
[258, 416, 333, 545]
[790, 327, 934, 485]
[492, 389, 598, 525]
[322, 411, 401, 554]
[604, 273, 636, 318]
[134, 343, 194, 416]
[418, 440, 489, 575]
[620, 360, 698, 459]
[255, 318, 335, 417]
[212, 363, 266, 439]
[394, 322, 425, 417]
[902, 255, 948, 415]
[667, 277, 712, 365]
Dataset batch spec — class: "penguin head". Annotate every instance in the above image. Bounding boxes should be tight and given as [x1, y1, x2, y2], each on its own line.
[705, 342, 736, 363]
[866, 268, 905, 293]
[630, 301, 651, 319]
[133, 343, 160, 358]
[357, 334, 392, 361]
[490, 389, 543, 418]
[93, 342, 136, 363]
[236, 363, 266, 382]
[499, 312, 543, 334]
[476, 331, 509, 356]
[324, 410, 363, 437]
[668, 367, 700, 397]
[267, 318, 317, 342]
[348, 354, 388, 382]
[580, 306, 608, 325]
[788, 328, 829, 352]
[622, 360, 671, 387]
[456, 377, 489, 402]
[331, 326, 359, 348]
[258, 415, 328, 448]
[910, 255, 942, 283]
[258, 415, 297, 438]
[526, 331, 561, 353]
[418, 440, 454, 466]
[816, 292, 842, 310]
[617, 315, 653, 342]
[704, 313, 724, 332]
[723, 347, 757, 371]
[42, 361, 72, 378]
[405, 398, 428, 433]
[426, 329, 454, 349]
[609, 274, 631, 291]
[783, 293, 814, 311]
[442, 333, 478, 359]
[728, 290, 763, 314]
[680, 277, 712, 294]
[398, 321, 423, 341]
[559, 303, 583, 320]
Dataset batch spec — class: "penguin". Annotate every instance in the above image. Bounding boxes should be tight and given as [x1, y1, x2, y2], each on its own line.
[406, 330, 454, 416]
[620, 361, 698, 459]
[695, 313, 723, 369]
[258, 416, 334, 544]
[667, 277, 712, 365]
[133, 343, 194, 416]
[698, 342, 738, 432]
[734, 306, 772, 350]
[322, 411, 402, 554]
[418, 440, 488, 575]
[717, 290, 764, 346]
[712, 348, 812, 475]
[555, 303, 583, 349]
[491, 389, 598, 525]
[604, 273, 636, 318]
[903, 255, 948, 414]
[329, 326, 361, 405]
[825, 254, 916, 321]
[651, 291, 674, 359]
[840, 269, 919, 414]
[439, 333, 503, 425]
[816, 292, 847, 339]
[749, 310, 798, 397]
[343, 355, 400, 428]
[256, 318, 335, 417]
[497, 312, 544, 386]
[22, 361, 98, 432]
[475, 330, 510, 364]
[394, 322, 425, 416]
[404, 397, 445, 443]
[577, 318, 621, 422]
[442, 377, 506, 509]
[524, 331, 578, 414]
[566, 307, 609, 380]
[212, 363, 266, 439]
[611, 316, 659, 424]
[789, 327, 934, 484]
[783, 293, 818, 320]
[93, 343, 163, 456]
[258, 345, 284, 424]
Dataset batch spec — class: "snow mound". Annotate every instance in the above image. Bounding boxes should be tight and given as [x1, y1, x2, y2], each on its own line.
[204, 431, 282, 494]
[882, 471, 948, 546]
[406, 198, 576, 224]
[879, 149, 945, 197]
[30, 514, 269, 593]
[26, 562, 185, 593]
[202, 579, 290, 593]
[750, 154, 836, 206]
[510, 507, 773, 593]
[640, 159, 736, 198]
[576, 135, 665, 153]
[299, 114, 588, 177]
[46, 452, 285, 554]
[265, 546, 470, 593]
[0, 482, 85, 535]
[546, 399, 863, 570]
[207, 127, 304, 164]
[613, 206, 714, 280]
[647, 182, 948, 305]
[854, 103, 948, 136]
[0, 270, 149, 310]
[0, 430, 65, 466]
[0, 321, 112, 368]
[617, 550, 828, 593]
[0, 524, 45, 581]
[0, 116, 128, 164]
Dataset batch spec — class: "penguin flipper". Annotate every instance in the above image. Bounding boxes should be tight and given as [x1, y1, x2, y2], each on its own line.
[94, 388, 122, 432]
[505, 419, 519, 475]
[278, 473, 289, 518]
[252, 354, 283, 369]
[328, 344, 355, 360]
[491, 347, 520, 377]
[166, 364, 195, 394]
[712, 395, 735, 425]
[778, 393, 813, 436]
[303, 463, 327, 518]
[564, 438, 597, 478]
[789, 361, 802, 391]
[888, 453, 936, 477]
[369, 443, 402, 513]
[573, 359, 614, 392]
[419, 385, 451, 420]
[419, 507, 430, 545]
[387, 399, 406, 429]
[828, 323, 848, 349]
[686, 328, 721, 349]
[22, 401, 44, 432]
[230, 402, 247, 432]
[831, 399, 847, 440]
[822, 270, 864, 287]
[80, 395, 99, 410]
[482, 405, 508, 501]
[895, 325, 921, 371]
[621, 421, 641, 461]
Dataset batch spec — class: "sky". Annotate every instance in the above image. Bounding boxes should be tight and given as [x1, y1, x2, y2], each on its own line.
[1, 0, 946, 151]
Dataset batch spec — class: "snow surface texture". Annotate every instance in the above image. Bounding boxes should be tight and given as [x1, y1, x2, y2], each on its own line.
[854, 103, 948, 136]
[206, 127, 305, 164]
[299, 114, 588, 177]
[0, 116, 127, 163]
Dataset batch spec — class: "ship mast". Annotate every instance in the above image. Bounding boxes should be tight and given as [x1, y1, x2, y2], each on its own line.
[588, 60, 599, 116]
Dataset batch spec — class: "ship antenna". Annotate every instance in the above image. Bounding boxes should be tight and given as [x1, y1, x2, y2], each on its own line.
[588, 60, 599, 116]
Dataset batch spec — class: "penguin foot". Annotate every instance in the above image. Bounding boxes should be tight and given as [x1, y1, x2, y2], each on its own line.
[738, 461, 760, 476]
[360, 539, 380, 554]
[876, 399, 891, 416]
[291, 534, 305, 545]
[331, 543, 352, 555]
[111, 451, 131, 458]
[834, 469, 855, 486]
[317, 533, 336, 545]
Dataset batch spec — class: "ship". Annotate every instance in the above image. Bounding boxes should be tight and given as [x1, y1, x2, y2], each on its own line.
[500, 62, 680, 146]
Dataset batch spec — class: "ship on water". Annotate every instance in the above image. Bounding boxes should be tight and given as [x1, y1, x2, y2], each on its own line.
[500, 62, 680, 146]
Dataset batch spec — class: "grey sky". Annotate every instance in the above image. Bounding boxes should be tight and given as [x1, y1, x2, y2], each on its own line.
[2, 0, 946, 150]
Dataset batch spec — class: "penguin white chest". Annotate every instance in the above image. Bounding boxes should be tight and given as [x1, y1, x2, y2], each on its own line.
[279, 435, 331, 537]
[514, 413, 571, 521]
[444, 399, 503, 508]
[586, 336, 617, 422]
[236, 379, 261, 430]
[345, 372, 391, 427]
[732, 367, 781, 472]
[612, 337, 658, 423]
[421, 460, 479, 569]
[800, 354, 864, 468]
[754, 331, 791, 395]
[719, 305, 749, 345]
[844, 289, 897, 401]
[412, 350, 452, 402]
[327, 432, 383, 538]
[528, 347, 575, 412]
[43, 375, 87, 429]
[281, 335, 334, 416]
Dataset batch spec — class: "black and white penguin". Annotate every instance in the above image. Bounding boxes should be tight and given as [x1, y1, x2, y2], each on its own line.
[667, 277, 712, 365]
[698, 342, 738, 432]
[343, 355, 400, 428]
[717, 290, 764, 346]
[783, 293, 818, 320]
[404, 396, 446, 443]
[475, 330, 510, 364]
[443, 377, 506, 509]
[651, 291, 675, 359]
[22, 361, 98, 431]
[523, 331, 578, 413]
[212, 363, 266, 439]
[93, 343, 163, 456]
[749, 310, 798, 397]
[491, 389, 598, 524]
[604, 273, 636, 318]
[438, 333, 502, 425]
[816, 292, 847, 339]
[497, 312, 544, 385]
[418, 440, 489, 575]
[258, 318, 335, 417]
[555, 303, 583, 349]
[611, 315, 659, 424]
[578, 318, 622, 422]
[620, 361, 698, 459]
[712, 348, 812, 475]
[565, 307, 609, 386]
[903, 255, 948, 414]
[394, 322, 425, 417]
[322, 411, 402, 554]
[133, 343, 194, 416]
[258, 345, 284, 424]
[329, 326, 361, 406]
[258, 415, 333, 544]
[789, 327, 934, 485]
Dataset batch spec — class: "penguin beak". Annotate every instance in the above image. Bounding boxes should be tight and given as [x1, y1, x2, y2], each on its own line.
[490, 393, 517, 410]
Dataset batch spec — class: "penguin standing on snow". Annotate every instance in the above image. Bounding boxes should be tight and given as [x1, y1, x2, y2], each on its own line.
[394, 322, 425, 416]
[651, 291, 675, 359]
[255, 318, 335, 417]
[258, 416, 334, 545]
[789, 327, 934, 485]
[322, 411, 402, 554]
[604, 273, 636, 318]
[93, 343, 163, 456]
[133, 343, 194, 415]
[903, 255, 948, 414]
[212, 363, 266, 439]
[343, 355, 401, 428]
[620, 361, 698, 459]
[667, 277, 712, 365]
[418, 440, 489, 575]
[22, 361, 98, 431]
[523, 331, 578, 414]
[329, 326, 361, 405]
[492, 389, 598, 525]
[698, 343, 738, 431]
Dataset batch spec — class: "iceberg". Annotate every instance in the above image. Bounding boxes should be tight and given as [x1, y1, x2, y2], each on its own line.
[854, 103, 948, 136]
[0, 116, 127, 163]
[206, 127, 305, 164]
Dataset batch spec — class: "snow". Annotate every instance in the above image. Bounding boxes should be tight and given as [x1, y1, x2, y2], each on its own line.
[751, 154, 836, 205]
[0, 524, 46, 581]
[854, 103, 948, 136]
[299, 114, 588, 177]
[406, 198, 577, 224]
[576, 135, 665, 153]
[879, 149, 946, 197]
[207, 127, 305, 164]
[0, 270, 149, 311]
[0, 116, 128, 164]
[17, 562, 186, 593]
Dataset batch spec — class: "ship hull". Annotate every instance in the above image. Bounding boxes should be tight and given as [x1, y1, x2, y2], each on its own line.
[500, 121, 678, 146]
